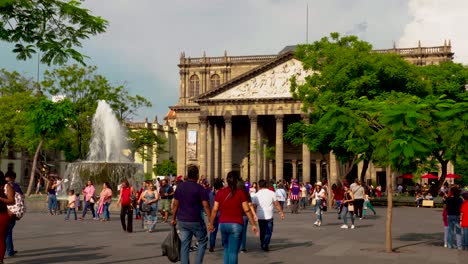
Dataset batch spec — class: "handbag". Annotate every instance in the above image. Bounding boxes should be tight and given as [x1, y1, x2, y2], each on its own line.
[348, 204, 354, 212]
[311, 198, 317, 207]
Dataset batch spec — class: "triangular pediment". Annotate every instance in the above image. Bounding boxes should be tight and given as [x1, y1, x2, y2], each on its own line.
[196, 54, 312, 102]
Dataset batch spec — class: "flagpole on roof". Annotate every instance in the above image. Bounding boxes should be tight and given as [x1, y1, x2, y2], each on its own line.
[306, 3, 309, 44]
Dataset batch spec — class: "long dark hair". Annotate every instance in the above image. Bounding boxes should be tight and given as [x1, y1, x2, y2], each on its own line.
[226, 171, 239, 197]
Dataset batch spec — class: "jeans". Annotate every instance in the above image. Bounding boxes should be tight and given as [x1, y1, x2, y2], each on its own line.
[220, 223, 243, 264]
[209, 213, 220, 249]
[65, 208, 77, 220]
[240, 215, 248, 251]
[463, 227, 468, 249]
[447, 215, 462, 249]
[299, 197, 307, 209]
[341, 205, 354, 226]
[178, 221, 208, 264]
[278, 201, 284, 211]
[82, 201, 96, 218]
[354, 199, 364, 218]
[120, 205, 133, 232]
[315, 199, 322, 222]
[363, 200, 376, 216]
[48, 194, 58, 213]
[5, 219, 15, 256]
[103, 203, 110, 220]
[258, 219, 274, 249]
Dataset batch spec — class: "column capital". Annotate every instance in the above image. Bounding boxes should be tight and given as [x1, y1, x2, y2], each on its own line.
[249, 113, 257, 122]
[176, 121, 188, 129]
[224, 111, 232, 124]
[275, 114, 284, 122]
[199, 115, 208, 124]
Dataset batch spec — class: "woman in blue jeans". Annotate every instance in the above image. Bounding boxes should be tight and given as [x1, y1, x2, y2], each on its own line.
[208, 171, 258, 264]
[311, 182, 326, 226]
[47, 179, 58, 215]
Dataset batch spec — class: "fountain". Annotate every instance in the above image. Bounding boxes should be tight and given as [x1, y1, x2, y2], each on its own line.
[62, 100, 144, 195]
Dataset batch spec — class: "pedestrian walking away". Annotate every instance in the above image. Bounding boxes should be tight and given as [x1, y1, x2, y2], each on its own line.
[172, 165, 211, 264]
[252, 179, 285, 252]
[117, 179, 135, 233]
[208, 171, 258, 264]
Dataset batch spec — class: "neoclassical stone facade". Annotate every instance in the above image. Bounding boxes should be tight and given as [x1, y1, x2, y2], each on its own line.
[171, 42, 455, 185]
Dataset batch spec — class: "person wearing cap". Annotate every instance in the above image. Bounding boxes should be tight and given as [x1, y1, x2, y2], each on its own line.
[311, 182, 326, 226]
[289, 179, 301, 214]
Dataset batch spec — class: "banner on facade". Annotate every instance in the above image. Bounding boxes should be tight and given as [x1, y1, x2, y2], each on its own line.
[187, 130, 197, 160]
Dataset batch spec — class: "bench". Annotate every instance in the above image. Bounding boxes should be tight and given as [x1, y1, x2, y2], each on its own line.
[422, 200, 434, 208]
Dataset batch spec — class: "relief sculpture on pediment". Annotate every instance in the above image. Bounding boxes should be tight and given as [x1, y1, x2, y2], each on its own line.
[212, 59, 312, 100]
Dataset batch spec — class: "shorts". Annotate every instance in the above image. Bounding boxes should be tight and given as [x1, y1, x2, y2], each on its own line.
[158, 199, 171, 212]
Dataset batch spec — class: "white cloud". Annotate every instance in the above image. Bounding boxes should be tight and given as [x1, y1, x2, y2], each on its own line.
[398, 0, 468, 63]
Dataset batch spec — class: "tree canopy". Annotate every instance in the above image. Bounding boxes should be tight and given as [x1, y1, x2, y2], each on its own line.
[0, 0, 108, 65]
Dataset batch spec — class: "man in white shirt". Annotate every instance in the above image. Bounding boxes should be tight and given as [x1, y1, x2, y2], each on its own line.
[252, 179, 285, 252]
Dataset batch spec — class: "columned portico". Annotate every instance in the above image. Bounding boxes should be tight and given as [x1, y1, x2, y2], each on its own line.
[206, 121, 213, 183]
[224, 112, 233, 175]
[213, 122, 221, 179]
[176, 122, 187, 176]
[275, 114, 284, 180]
[249, 113, 258, 182]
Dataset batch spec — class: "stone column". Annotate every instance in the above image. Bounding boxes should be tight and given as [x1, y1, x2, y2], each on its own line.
[221, 126, 225, 178]
[213, 122, 220, 180]
[249, 113, 258, 182]
[224, 112, 232, 175]
[176, 122, 187, 176]
[262, 140, 268, 181]
[269, 160, 274, 181]
[275, 114, 284, 181]
[207, 121, 213, 184]
[292, 160, 297, 180]
[199, 115, 208, 178]
[316, 160, 321, 182]
[329, 152, 339, 184]
[302, 114, 311, 183]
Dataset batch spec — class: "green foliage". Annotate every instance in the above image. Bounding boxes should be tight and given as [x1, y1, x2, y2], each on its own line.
[154, 159, 176, 177]
[0, 0, 108, 65]
[41, 65, 152, 160]
[128, 127, 166, 161]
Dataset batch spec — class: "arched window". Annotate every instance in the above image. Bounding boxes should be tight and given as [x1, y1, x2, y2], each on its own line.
[210, 74, 221, 89]
[189, 75, 199, 97]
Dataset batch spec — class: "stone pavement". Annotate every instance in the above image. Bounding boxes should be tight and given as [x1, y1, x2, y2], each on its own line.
[6, 207, 467, 264]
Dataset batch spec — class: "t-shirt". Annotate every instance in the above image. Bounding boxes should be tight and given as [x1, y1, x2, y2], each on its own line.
[333, 187, 344, 201]
[215, 187, 247, 225]
[68, 195, 75, 208]
[300, 187, 307, 198]
[461, 200, 468, 228]
[159, 185, 174, 199]
[313, 188, 326, 200]
[445, 196, 463, 216]
[275, 188, 287, 202]
[352, 185, 365, 199]
[253, 189, 277, 220]
[173, 180, 209, 222]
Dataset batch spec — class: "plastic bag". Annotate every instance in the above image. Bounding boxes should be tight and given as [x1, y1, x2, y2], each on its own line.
[162, 225, 181, 263]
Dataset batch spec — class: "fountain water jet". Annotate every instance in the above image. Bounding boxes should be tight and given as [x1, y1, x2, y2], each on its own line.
[63, 100, 143, 195]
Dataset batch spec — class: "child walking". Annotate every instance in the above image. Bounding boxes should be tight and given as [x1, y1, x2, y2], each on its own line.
[65, 190, 77, 220]
[363, 191, 376, 217]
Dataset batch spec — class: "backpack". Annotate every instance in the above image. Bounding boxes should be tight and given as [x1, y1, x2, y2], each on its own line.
[4, 184, 25, 220]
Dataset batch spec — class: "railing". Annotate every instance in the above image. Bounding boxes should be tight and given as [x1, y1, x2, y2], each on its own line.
[126, 122, 149, 129]
[372, 46, 452, 56]
[181, 54, 277, 65]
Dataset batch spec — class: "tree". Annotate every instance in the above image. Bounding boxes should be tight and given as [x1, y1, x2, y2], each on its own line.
[154, 159, 177, 177]
[24, 97, 75, 196]
[0, 69, 36, 156]
[289, 33, 430, 253]
[127, 127, 166, 162]
[41, 65, 152, 160]
[0, 0, 107, 65]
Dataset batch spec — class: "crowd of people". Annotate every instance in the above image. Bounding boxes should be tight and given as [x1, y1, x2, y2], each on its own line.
[20, 170, 468, 263]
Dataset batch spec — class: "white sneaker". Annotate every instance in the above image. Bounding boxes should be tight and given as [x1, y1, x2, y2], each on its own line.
[317, 221, 321, 226]
[351, 225, 355, 229]
[340, 224, 349, 229]
[313, 220, 318, 225]
[444, 244, 447, 248]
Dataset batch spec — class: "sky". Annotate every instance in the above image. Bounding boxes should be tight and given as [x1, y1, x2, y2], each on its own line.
[1, 0, 467, 121]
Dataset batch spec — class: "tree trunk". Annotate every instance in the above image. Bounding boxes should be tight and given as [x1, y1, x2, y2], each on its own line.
[323, 154, 333, 208]
[385, 167, 393, 253]
[360, 159, 370, 184]
[437, 159, 448, 189]
[25, 138, 44, 196]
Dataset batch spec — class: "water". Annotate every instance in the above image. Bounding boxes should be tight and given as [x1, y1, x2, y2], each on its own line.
[62, 100, 143, 196]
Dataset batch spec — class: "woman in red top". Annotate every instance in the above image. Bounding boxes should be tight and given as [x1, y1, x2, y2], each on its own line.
[117, 179, 135, 233]
[0, 172, 15, 264]
[208, 171, 258, 264]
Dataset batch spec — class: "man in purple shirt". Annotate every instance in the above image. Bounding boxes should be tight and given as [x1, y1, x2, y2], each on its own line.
[172, 166, 211, 264]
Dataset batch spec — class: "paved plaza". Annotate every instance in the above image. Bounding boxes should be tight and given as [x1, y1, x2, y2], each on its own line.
[7, 207, 467, 264]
